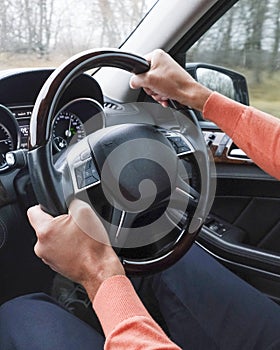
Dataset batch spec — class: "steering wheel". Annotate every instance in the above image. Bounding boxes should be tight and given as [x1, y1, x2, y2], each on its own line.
[28, 49, 214, 275]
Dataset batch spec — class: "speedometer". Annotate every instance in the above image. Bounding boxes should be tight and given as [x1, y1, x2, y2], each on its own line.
[0, 124, 14, 168]
[52, 112, 86, 152]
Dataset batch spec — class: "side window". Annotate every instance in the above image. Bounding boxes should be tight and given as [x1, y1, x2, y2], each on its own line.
[186, 0, 280, 118]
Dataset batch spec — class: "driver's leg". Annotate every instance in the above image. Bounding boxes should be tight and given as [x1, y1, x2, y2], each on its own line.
[138, 243, 280, 350]
[0, 293, 104, 350]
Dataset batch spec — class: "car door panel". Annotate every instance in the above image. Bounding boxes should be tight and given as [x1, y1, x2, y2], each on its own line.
[196, 130, 280, 302]
[212, 195, 280, 251]
[200, 125, 280, 256]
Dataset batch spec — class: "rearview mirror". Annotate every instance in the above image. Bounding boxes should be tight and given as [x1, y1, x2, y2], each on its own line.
[185, 63, 249, 109]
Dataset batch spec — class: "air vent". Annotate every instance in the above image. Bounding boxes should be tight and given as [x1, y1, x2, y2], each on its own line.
[104, 102, 124, 111]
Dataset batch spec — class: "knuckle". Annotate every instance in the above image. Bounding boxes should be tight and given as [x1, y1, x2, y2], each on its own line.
[155, 48, 164, 56]
[34, 242, 43, 258]
[35, 223, 51, 242]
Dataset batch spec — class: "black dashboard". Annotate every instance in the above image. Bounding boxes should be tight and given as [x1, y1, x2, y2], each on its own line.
[0, 69, 105, 173]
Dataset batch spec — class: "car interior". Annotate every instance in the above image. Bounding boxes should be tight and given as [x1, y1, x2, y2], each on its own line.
[0, 0, 280, 330]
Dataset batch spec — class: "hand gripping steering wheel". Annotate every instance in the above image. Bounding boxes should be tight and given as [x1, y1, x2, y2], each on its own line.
[28, 49, 215, 275]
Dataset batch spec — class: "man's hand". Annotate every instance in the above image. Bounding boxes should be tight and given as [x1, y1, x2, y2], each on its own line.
[27, 199, 125, 301]
[130, 49, 212, 112]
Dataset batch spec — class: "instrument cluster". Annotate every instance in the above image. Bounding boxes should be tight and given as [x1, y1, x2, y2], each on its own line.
[0, 98, 105, 172]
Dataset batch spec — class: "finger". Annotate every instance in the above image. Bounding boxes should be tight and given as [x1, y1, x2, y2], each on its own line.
[143, 87, 154, 95]
[27, 205, 54, 230]
[130, 50, 156, 90]
[34, 240, 43, 259]
[41, 257, 57, 273]
[36, 248, 57, 272]
[41, 258, 49, 265]
[160, 101, 169, 108]
[151, 94, 168, 101]
[130, 74, 146, 89]
[150, 94, 168, 105]
[143, 49, 164, 63]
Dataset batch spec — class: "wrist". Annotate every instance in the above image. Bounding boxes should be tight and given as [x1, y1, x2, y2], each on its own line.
[81, 252, 125, 302]
[180, 82, 212, 112]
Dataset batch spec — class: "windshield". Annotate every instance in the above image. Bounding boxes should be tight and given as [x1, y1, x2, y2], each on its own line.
[0, 0, 156, 70]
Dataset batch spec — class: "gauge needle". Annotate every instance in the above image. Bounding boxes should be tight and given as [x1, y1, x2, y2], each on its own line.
[65, 116, 72, 138]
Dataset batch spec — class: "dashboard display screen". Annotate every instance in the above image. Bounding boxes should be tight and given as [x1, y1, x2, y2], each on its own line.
[18, 118, 30, 148]
[12, 108, 32, 148]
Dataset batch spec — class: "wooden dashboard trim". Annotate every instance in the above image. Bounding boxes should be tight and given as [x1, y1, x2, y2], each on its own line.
[203, 130, 253, 165]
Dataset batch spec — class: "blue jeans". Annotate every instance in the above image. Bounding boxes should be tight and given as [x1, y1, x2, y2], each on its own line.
[1, 244, 280, 349]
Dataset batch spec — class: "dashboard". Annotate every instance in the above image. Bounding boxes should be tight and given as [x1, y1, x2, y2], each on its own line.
[0, 69, 105, 173]
[0, 65, 254, 222]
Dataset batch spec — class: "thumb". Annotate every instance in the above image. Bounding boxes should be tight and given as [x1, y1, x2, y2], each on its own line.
[27, 205, 54, 229]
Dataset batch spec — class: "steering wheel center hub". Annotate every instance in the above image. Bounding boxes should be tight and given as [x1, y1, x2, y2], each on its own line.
[89, 124, 178, 213]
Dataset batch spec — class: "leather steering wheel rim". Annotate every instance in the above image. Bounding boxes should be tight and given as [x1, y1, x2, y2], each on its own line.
[28, 49, 214, 275]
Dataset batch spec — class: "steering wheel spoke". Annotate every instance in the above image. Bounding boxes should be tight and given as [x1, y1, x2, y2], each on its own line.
[174, 176, 200, 207]
[108, 209, 136, 248]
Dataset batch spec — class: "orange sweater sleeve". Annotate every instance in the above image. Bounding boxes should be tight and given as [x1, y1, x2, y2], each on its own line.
[203, 92, 280, 181]
[93, 275, 181, 350]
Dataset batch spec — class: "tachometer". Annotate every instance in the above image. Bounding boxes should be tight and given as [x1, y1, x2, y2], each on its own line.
[52, 112, 86, 152]
[0, 124, 14, 168]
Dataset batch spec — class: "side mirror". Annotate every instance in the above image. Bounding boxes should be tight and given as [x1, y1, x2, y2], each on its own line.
[185, 63, 249, 109]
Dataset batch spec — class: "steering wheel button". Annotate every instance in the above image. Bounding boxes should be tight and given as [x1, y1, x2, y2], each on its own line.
[177, 146, 191, 154]
[84, 159, 100, 180]
[173, 137, 181, 143]
[91, 168, 100, 180]
[75, 174, 85, 189]
[80, 150, 91, 161]
[175, 139, 187, 147]
[85, 159, 92, 169]
[85, 168, 92, 178]
[85, 176, 96, 186]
